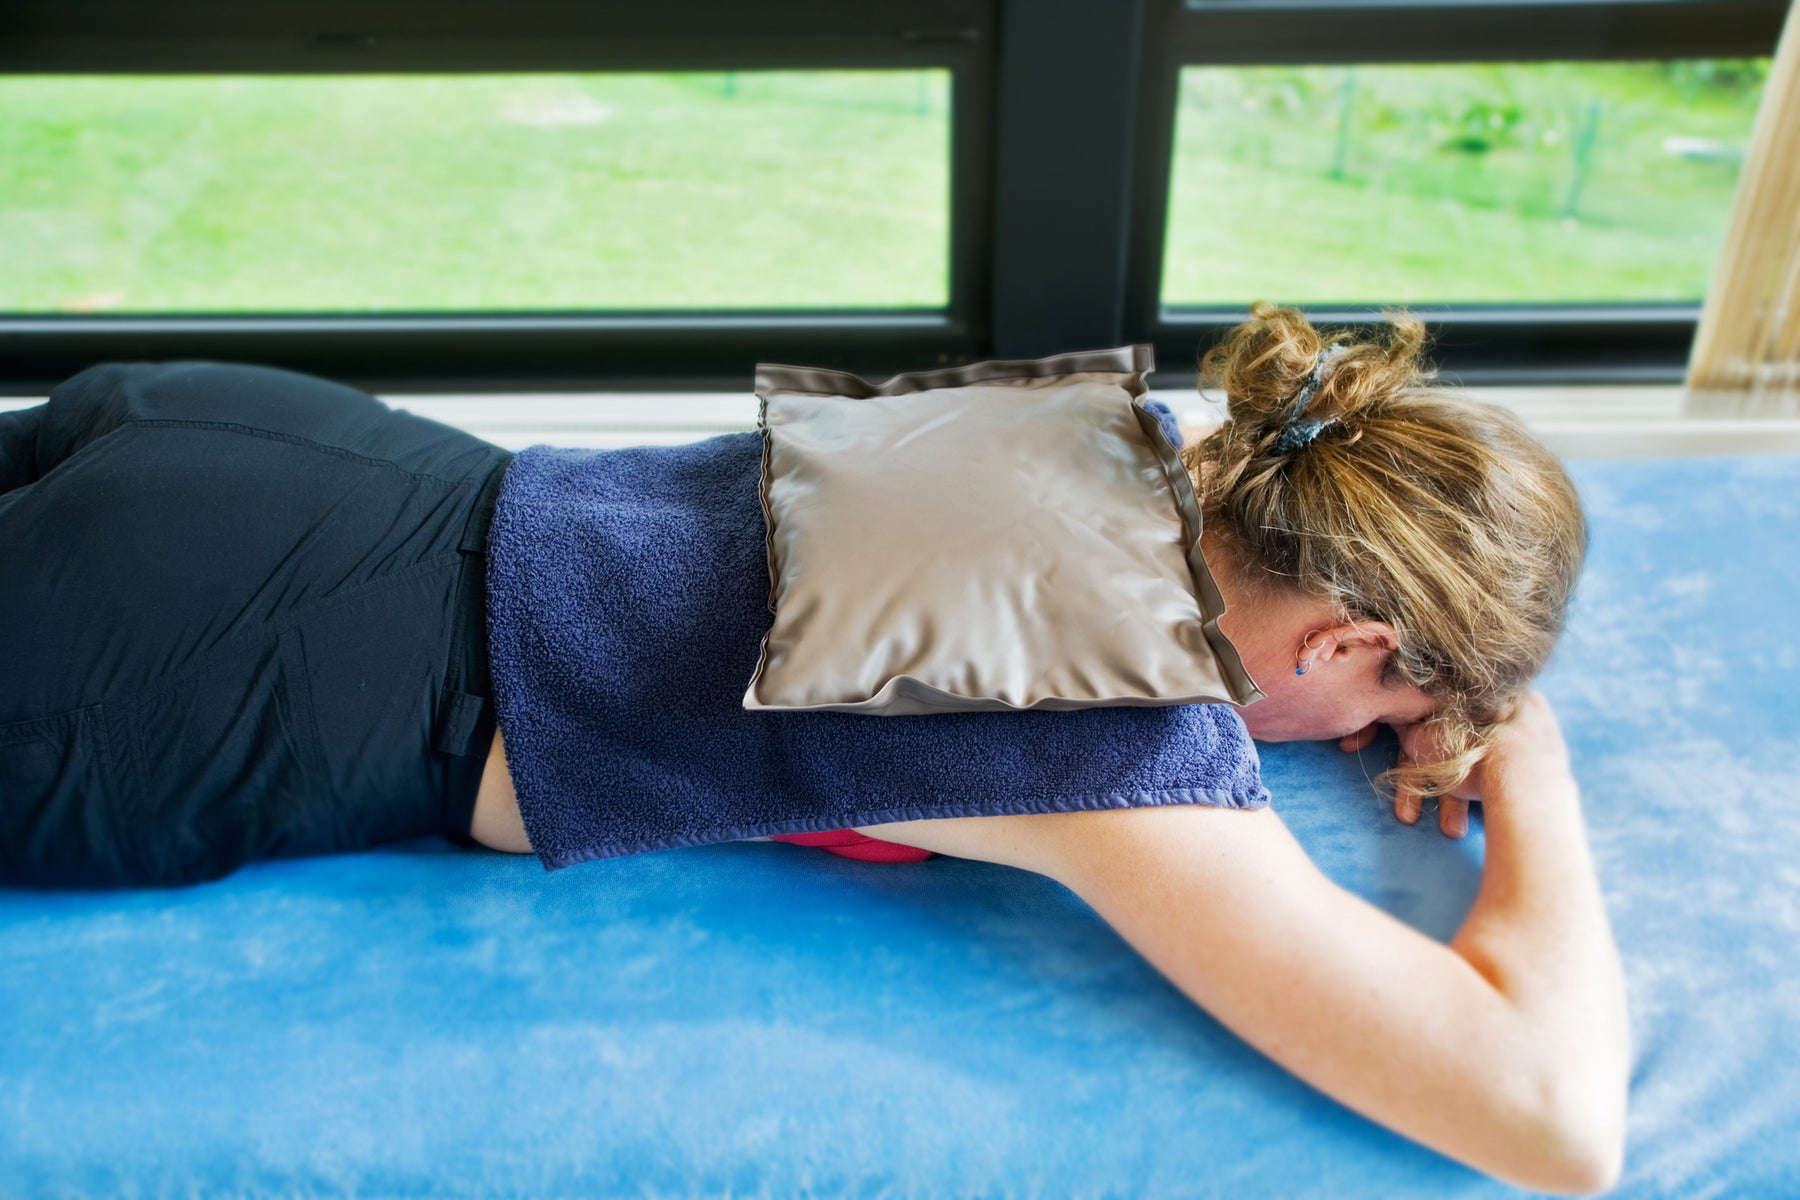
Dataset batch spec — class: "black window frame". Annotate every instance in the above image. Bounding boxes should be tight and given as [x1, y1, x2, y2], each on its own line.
[1126, 0, 1789, 385]
[0, 0, 1787, 394]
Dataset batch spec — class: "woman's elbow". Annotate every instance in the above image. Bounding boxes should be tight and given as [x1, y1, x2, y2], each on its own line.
[1531, 1134, 1624, 1197]
[1527, 1136, 1622, 1196]
[1520, 1078, 1627, 1195]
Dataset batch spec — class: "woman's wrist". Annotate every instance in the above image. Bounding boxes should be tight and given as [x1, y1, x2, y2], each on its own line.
[1478, 751, 1580, 824]
[1460, 696, 1577, 823]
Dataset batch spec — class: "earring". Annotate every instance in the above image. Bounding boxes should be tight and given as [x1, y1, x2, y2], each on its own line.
[1295, 629, 1328, 676]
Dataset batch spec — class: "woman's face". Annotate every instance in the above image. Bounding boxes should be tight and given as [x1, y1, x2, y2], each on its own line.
[1236, 665, 1439, 745]
[1213, 580, 1440, 744]
[1203, 522, 1441, 745]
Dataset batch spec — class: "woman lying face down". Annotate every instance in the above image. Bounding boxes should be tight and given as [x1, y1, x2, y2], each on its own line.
[2, 299, 1624, 1194]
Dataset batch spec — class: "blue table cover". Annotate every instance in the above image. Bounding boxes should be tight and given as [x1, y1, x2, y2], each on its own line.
[3, 454, 1797, 1197]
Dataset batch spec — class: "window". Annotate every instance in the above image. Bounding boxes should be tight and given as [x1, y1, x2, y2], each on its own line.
[0, 0, 1787, 391]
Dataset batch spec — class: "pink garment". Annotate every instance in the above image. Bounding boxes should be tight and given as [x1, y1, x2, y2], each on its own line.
[769, 829, 935, 863]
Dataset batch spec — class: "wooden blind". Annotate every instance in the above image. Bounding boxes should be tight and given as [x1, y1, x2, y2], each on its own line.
[1687, 0, 1800, 416]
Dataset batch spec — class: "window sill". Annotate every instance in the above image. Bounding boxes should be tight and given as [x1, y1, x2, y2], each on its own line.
[4, 385, 1796, 459]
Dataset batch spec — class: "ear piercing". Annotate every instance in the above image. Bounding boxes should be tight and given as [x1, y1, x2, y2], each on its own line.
[1296, 629, 1328, 676]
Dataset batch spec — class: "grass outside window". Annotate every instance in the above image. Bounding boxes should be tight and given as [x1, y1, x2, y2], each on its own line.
[1161, 59, 1770, 308]
[0, 71, 952, 314]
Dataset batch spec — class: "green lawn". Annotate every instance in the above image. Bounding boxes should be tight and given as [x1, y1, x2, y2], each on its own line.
[1162, 60, 1767, 306]
[0, 71, 952, 312]
[0, 60, 1767, 313]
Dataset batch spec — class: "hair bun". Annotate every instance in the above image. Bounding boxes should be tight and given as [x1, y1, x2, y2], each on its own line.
[1200, 300, 1433, 459]
[1270, 342, 1351, 453]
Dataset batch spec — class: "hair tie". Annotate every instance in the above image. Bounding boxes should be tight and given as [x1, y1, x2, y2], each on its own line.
[1272, 343, 1348, 454]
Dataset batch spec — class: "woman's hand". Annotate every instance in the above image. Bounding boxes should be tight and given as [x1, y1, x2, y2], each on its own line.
[1337, 690, 1573, 839]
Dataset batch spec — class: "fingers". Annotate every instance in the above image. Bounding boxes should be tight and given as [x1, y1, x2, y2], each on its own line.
[1393, 756, 1422, 825]
[1339, 721, 1380, 753]
[1392, 758, 1468, 838]
[1396, 790, 1469, 837]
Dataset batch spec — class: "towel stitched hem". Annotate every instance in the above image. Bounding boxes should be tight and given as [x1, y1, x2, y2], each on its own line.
[531, 785, 1270, 872]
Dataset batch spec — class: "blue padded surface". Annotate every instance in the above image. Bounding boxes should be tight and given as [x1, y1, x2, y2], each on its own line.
[4, 454, 1798, 1197]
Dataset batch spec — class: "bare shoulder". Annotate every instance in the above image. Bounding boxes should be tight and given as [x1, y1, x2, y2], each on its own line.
[854, 801, 1290, 883]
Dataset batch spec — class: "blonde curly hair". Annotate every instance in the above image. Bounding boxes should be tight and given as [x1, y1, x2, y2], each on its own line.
[1179, 301, 1588, 799]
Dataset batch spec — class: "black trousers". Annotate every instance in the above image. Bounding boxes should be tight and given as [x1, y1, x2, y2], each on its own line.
[0, 362, 515, 889]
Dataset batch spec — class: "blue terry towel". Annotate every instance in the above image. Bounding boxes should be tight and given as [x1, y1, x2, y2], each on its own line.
[484, 403, 1270, 872]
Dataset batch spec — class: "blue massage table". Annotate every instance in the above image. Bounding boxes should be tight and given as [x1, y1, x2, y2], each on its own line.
[3, 453, 1797, 1197]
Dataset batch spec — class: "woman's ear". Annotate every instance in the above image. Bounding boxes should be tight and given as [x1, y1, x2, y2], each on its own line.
[1315, 618, 1401, 664]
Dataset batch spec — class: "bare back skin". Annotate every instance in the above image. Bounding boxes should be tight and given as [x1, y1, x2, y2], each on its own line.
[469, 728, 532, 854]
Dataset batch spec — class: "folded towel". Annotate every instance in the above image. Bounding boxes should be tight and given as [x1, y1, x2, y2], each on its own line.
[484, 406, 1269, 873]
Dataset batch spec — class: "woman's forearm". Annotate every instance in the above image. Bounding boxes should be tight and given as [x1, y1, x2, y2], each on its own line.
[1448, 764, 1631, 1184]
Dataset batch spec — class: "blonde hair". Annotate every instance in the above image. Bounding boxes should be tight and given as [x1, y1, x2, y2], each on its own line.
[1179, 301, 1587, 799]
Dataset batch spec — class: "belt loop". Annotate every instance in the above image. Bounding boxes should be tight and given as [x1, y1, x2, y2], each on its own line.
[432, 687, 489, 757]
